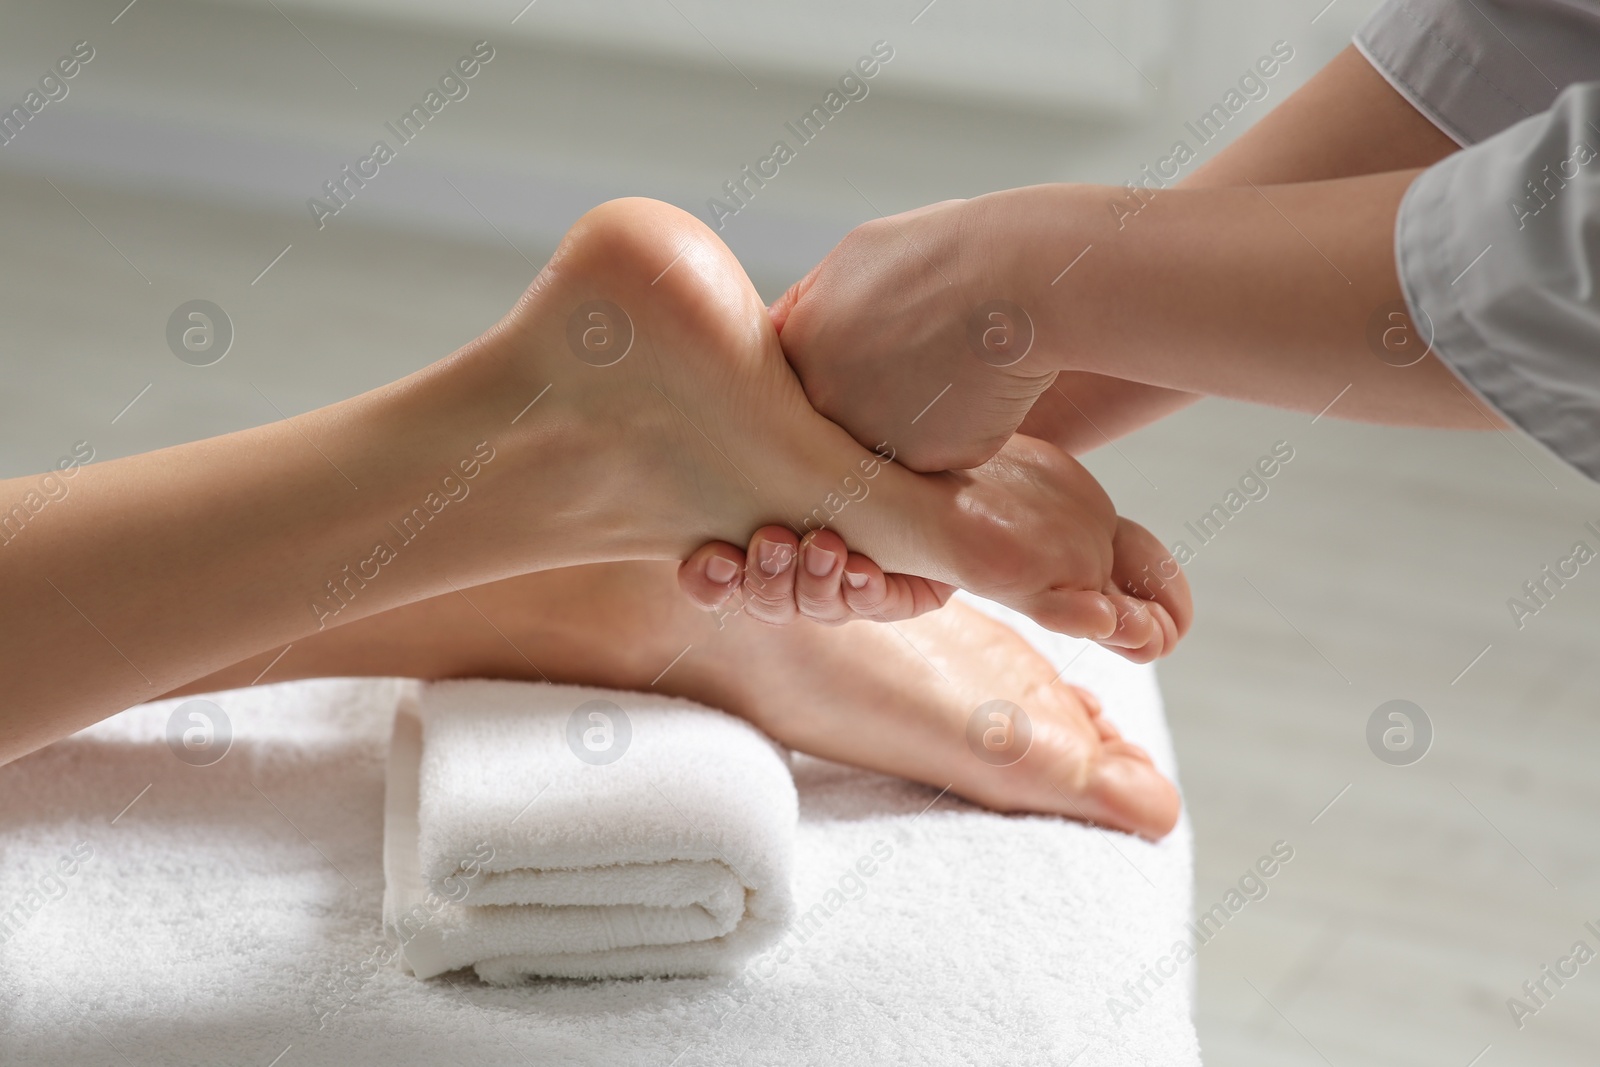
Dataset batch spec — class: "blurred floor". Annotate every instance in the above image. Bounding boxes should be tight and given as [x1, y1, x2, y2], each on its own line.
[2, 0, 1598, 1064]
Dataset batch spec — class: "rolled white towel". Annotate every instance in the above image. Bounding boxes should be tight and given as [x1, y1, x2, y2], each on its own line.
[382, 680, 797, 983]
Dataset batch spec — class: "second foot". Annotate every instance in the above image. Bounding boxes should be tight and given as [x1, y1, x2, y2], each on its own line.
[707, 596, 1181, 838]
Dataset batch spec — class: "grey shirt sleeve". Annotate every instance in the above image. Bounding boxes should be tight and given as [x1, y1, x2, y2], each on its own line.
[1356, 1, 1600, 480]
[1355, 0, 1600, 145]
[1397, 82, 1600, 480]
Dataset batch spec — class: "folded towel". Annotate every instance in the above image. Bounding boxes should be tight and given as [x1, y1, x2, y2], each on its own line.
[382, 680, 798, 982]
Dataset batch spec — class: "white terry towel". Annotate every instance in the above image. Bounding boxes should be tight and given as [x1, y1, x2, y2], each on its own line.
[4, 602, 1198, 1065]
[382, 680, 798, 983]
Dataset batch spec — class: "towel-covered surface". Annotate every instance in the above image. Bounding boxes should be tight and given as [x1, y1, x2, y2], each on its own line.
[0, 598, 1200, 1066]
[384, 681, 797, 981]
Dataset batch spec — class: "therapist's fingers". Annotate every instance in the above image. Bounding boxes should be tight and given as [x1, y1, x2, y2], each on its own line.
[792, 532, 954, 624]
[680, 531, 954, 625]
[739, 527, 801, 625]
[792, 530, 854, 624]
[768, 266, 820, 336]
[838, 555, 955, 622]
[678, 541, 746, 610]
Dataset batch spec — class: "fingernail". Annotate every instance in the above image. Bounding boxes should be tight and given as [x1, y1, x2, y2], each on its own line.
[803, 544, 837, 577]
[758, 541, 791, 577]
[705, 555, 738, 584]
[1095, 612, 1119, 640]
[843, 569, 869, 589]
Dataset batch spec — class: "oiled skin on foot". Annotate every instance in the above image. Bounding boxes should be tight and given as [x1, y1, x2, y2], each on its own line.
[174, 562, 1180, 839]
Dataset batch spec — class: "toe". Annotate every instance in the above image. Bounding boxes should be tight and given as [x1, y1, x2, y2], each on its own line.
[1004, 687, 1180, 839]
[1079, 749, 1181, 839]
[1023, 588, 1119, 640]
[1037, 744, 1179, 839]
[1098, 594, 1161, 660]
[1065, 683, 1103, 718]
[742, 526, 800, 624]
[1111, 516, 1193, 642]
[1099, 595, 1186, 665]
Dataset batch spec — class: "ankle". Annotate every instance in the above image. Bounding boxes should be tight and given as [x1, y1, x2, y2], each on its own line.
[367, 333, 637, 585]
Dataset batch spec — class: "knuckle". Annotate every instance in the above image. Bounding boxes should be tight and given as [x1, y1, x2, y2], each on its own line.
[745, 583, 790, 612]
[847, 218, 891, 246]
[741, 577, 795, 619]
[796, 593, 845, 622]
[743, 599, 792, 624]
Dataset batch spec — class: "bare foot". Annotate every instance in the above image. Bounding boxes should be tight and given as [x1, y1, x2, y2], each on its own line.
[186, 562, 1179, 838]
[707, 596, 1181, 837]
[467, 197, 1182, 641]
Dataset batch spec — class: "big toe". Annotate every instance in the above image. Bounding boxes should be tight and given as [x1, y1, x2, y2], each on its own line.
[1070, 745, 1181, 840]
[1023, 719, 1180, 838]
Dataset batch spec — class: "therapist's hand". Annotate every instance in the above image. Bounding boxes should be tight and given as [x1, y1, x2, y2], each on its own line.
[774, 195, 1203, 468]
[770, 196, 1065, 473]
[678, 508, 1193, 665]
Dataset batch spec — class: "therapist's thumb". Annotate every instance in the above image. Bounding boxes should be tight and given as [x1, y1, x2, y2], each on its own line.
[767, 263, 821, 336]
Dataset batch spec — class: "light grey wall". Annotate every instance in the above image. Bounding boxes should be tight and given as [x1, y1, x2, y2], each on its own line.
[0, 0, 1370, 296]
[0, 0, 1372, 468]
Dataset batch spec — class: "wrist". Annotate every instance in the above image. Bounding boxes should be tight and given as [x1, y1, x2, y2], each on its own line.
[991, 174, 1418, 408]
[975, 183, 1119, 377]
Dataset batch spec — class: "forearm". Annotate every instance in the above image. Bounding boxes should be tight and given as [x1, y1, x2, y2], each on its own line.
[993, 170, 1494, 427]
[1019, 373, 1197, 454]
[1187, 46, 1461, 187]
[1024, 46, 1476, 452]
